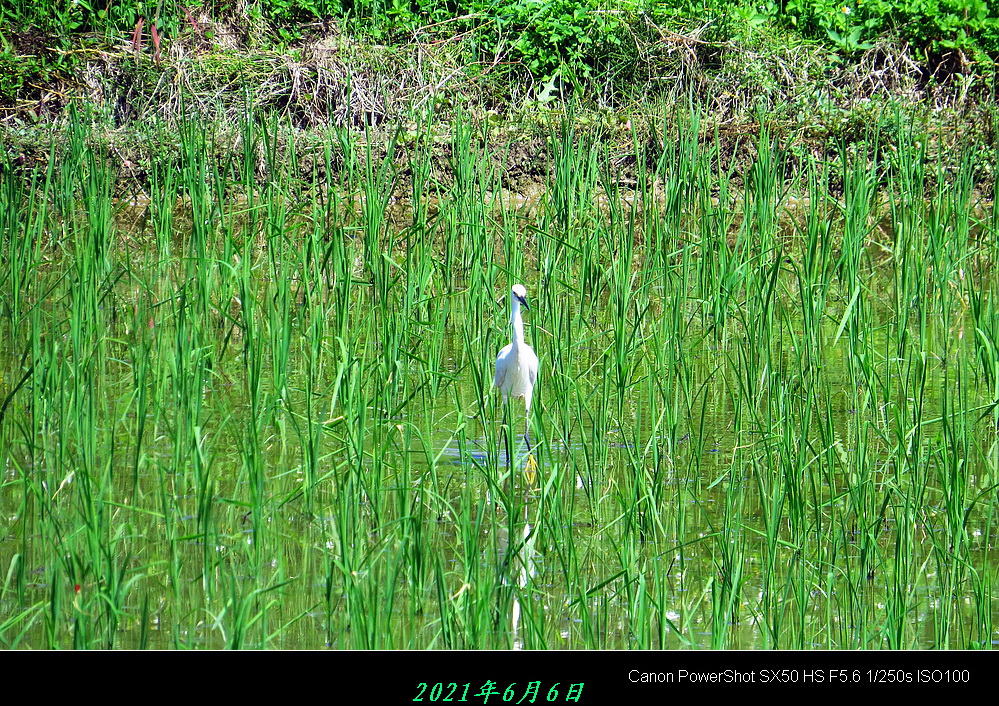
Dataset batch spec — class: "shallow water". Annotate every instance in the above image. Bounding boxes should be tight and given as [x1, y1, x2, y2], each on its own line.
[2, 154, 998, 649]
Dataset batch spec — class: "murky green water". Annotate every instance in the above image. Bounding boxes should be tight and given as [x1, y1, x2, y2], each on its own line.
[2, 116, 998, 649]
[4, 230, 997, 649]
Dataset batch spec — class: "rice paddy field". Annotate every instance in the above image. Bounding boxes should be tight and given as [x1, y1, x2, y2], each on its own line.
[1, 106, 997, 650]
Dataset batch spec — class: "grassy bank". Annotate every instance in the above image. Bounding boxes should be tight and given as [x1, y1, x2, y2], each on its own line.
[2, 0, 998, 196]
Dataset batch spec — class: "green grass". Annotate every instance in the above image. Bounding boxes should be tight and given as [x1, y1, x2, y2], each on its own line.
[0, 103, 996, 649]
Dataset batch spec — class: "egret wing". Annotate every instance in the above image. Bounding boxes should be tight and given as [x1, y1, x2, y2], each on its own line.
[494, 345, 511, 389]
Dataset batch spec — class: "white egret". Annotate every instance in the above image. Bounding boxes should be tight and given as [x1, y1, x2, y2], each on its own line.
[494, 284, 539, 452]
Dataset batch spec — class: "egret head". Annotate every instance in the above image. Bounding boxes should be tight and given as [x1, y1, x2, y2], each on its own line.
[511, 284, 529, 308]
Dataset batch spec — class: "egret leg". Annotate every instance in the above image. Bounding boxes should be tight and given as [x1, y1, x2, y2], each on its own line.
[499, 399, 514, 504]
[523, 405, 539, 487]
